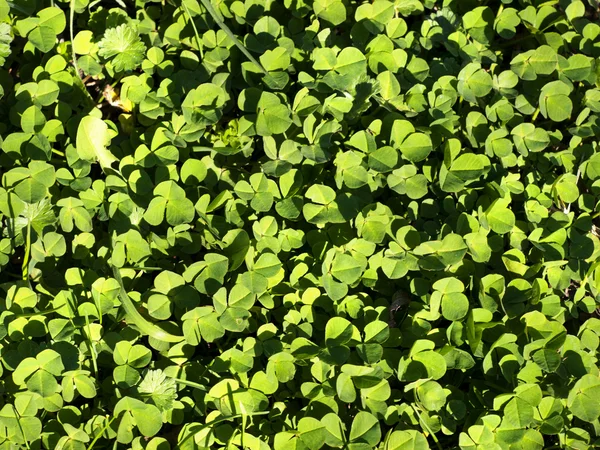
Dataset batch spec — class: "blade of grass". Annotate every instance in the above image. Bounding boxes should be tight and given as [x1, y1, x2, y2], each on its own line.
[411, 403, 443, 450]
[69, 0, 80, 79]
[169, 376, 208, 391]
[21, 222, 31, 280]
[112, 264, 184, 342]
[110, 237, 184, 343]
[70, 0, 96, 106]
[239, 400, 248, 449]
[15, 307, 61, 318]
[181, 0, 204, 58]
[198, 0, 267, 74]
[177, 411, 269, 448]
[87, 416, 115, 450]
[84, 312, 99, 382]
[12, 406, 31, 450]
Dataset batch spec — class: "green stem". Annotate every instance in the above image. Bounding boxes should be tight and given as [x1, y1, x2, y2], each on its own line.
[540, 15, 563, 33]
[531, 107, 540, 122]
[120, 266, 165, 271]
[12, 406, 31, 450]
[197, 211, 221, 241]
[21, 223, 31, 281]
[198, 0, 267, 74]
[226, 429, 240, 449]
[182, 0, 204, 58]
[5, 272, 22, 279]
[177, 411, 269, 448]
[15, 307, 61, 318]
[85, 313, 99, 381]
[87, 416, 116, 450]
[240, 401, 248, 449]
[69, 0, 80, 79]
[411, 404, 443, 450]
[483, 380, 511, 393]
[110, 248, 184, 343]
[170, 376, 208, 391]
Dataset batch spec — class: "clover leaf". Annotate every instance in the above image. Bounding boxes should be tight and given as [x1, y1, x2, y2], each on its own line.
[98, 24, 146, 72]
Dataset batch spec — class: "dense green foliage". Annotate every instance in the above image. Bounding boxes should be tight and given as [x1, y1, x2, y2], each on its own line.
[2, 0, 600, 448]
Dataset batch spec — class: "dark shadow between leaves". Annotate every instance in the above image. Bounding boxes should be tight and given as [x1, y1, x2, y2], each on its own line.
[403, 360, 428, 382]
[563, 350, 588, 378]
[319, 345, 350, 366]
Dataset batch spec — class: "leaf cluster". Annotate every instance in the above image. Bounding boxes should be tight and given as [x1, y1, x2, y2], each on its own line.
[1, 0, 600, 449]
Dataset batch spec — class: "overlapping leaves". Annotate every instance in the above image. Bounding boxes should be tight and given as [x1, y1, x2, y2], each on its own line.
[1, 0, 600, 449]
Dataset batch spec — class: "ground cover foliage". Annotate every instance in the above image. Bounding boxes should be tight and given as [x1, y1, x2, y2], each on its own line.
[3, 0, 600, 448]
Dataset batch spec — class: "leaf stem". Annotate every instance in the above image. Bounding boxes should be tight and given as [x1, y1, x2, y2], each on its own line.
[239, 400, 248, 449]
[15, 307, 61, 318]
[12, 406, 31, 450]
[21, 223, 31, 281]
[85, 313, 99, 382]
[110, 244, 184, 343]
[411, 404, 443, 450]
[565, 167, 582, 214]
[87, 416, 115, 450]
[169, 376, 208, 391]
[181, 0, 204, 58]
[176, 411, 269, 448]
[70, 0, 80, 79]
[120, 266, 165, 271]
[198, 0, 267, 74]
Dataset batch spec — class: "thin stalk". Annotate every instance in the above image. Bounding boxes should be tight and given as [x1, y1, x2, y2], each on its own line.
[5, 272, 24, 279]
[565, 167, 582, 214]
[197, 211, 221, 241]
[198, 0, 267, 74]
[411, 404, 443, 450]
[540, 15, 563, 33]
[85, 313, 99, 381]
[69, 0, 80, 79]
[120, 266, 165, 271]
[226, 429, 239, 449]
[539, 0, 559, 6]
[483, 380, 511, 393]
[110, 247, 184, 343]
[169, 376, 207, 391]
[92, 291, 102, 326]
[177, 411, 269, 448]
[531, 107, 540, 122]
[12, 406, 31, 450]
[87, 416, 116, 450]
[240, 401, 248, 449]
[70, 0, 96, 106]
[382, 429, 393, 450]
[15, 307, 61, 318]
[182, 0, 204, 58]
[21, 223, 31, 280]
[52, 149, 65, 157]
